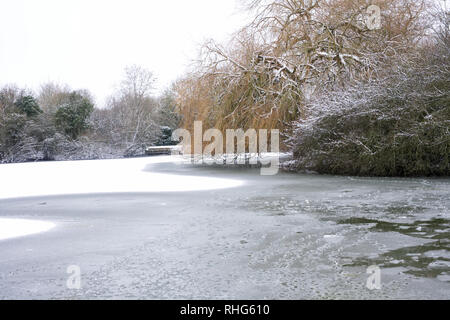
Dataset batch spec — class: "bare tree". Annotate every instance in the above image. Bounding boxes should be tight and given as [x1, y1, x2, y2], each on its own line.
[106, 65, 158, 155]
[176, 0, 433, 140]
[38, 82, 72, 113]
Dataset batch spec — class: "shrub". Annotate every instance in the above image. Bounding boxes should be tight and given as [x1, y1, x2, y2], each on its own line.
[291, 41, 449, 176]
[55, 91, 94, 139]
[14, 95, 42, 117]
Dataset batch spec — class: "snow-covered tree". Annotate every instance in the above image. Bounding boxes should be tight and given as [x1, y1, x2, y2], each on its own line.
[289, 9, 449, 176]
[104, 65, 159, 156]
[176, 0, 432, 139]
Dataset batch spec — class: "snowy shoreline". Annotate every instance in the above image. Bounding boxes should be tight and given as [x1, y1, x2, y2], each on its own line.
[0, 156, 245, 200]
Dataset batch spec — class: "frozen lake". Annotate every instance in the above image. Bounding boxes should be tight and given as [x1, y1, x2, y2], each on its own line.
[0, 156, 449, 299]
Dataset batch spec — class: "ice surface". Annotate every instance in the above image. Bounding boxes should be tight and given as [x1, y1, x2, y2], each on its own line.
[0, 156, 448, 299]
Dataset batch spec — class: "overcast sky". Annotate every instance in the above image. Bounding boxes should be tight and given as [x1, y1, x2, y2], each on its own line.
[0, 0, 249, 106]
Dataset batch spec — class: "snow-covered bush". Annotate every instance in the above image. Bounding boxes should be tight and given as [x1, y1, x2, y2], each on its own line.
[290, 36, 449, 176]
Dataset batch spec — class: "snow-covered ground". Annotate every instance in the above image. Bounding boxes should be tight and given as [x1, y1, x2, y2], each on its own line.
[0, 156, 244, 200]
[0, 219, 55, 241]
[0, 156, 244, 241]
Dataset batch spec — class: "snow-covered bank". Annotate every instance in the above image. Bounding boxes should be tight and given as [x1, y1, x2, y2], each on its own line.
[0, 156, 244, 200]
[0, 218, 55, 241]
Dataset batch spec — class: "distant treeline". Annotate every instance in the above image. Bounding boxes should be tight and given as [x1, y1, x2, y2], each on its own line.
[0, 66, 180, 163]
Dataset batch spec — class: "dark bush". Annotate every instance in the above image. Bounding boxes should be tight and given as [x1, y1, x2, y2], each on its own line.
[55, 91, 94, 140]
[15, 95, 42, 117]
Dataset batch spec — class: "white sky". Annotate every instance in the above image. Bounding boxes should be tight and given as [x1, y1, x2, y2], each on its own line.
[0, 0, 249, 106]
